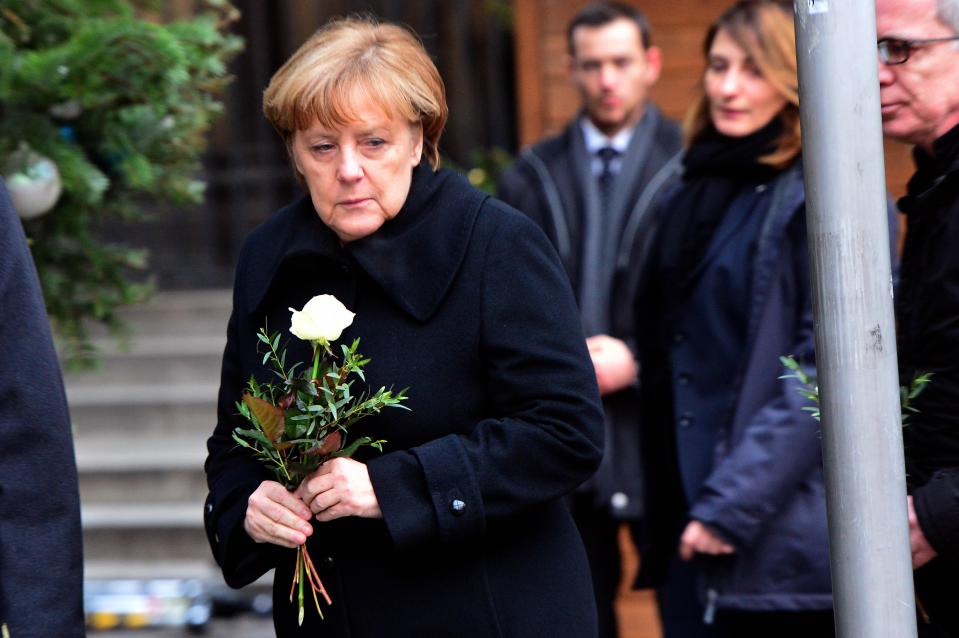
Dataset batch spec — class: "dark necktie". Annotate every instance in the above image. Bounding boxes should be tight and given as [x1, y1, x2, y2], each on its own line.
[597, 146, 620, 212]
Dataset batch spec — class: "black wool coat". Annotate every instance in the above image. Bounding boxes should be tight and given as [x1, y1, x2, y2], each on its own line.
[897, 123, 959, 634]
[0, 181, 85, 637]
[204, 165, 605, 637]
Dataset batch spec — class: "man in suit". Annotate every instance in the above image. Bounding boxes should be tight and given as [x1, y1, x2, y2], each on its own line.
[876, 0, 959, 635]
[0, 179, 85, 637]
[498, 3, 682, 636]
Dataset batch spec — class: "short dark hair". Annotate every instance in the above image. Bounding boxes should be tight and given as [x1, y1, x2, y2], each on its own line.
[567, 2, 653, 55]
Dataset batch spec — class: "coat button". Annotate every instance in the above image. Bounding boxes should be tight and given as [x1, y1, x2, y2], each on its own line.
[205, 503, 213, 514]
[673, 331, 686, 345]
[677, 372, 691, 385]
[611, 492, 629, 511]
[678, 413, 694, 428]
[450, 499, 466, 515]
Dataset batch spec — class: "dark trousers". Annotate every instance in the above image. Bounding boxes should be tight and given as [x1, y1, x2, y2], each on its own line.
[572, 494, 625, 638]
[656, 556, 717, 638]
[916, 559, 959, 637]
[657, 555, 834, 638]
[714, 610, 835, 638]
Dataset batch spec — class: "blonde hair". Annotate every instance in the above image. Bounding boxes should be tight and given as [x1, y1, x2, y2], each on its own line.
[685, 0, 800, 168]
[263, 16, 447, 170]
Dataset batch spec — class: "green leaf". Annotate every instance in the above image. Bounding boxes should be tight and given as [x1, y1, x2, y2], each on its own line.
[242, 393, 285, 442]
[233, 427, 272, 447]
[332, 436, 376, 459]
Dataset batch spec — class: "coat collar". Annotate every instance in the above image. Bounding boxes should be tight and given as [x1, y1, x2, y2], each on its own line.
[247, 164, 487, 322]
[900, 122, 959, 217]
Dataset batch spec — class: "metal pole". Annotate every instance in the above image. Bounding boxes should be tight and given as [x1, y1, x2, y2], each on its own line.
[793, 1, 917, 636]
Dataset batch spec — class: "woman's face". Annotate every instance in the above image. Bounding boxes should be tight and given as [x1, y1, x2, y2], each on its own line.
[291, 104, 424, 242]
[704, 28, 788, 137]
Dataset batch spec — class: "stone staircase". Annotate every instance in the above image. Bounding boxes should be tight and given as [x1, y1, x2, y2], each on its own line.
[65, 290, 231, 583]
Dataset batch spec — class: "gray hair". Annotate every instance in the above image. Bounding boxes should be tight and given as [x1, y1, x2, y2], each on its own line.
[940, 0, 959, 33]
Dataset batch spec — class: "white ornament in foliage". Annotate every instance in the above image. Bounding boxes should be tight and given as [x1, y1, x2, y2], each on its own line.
[3, 144, 62, 219]
[48, 99, 83, 120]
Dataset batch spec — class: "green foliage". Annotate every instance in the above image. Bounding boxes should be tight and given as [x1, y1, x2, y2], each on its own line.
[901, 370, 934, 425]
[446, 146, 514, 195]
[233, 327, 408, 490]
[779, 355, 932, 426]
[0, 0, 243, 367]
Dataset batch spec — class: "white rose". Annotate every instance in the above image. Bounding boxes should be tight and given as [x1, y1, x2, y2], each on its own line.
[289, 294, 355, 344]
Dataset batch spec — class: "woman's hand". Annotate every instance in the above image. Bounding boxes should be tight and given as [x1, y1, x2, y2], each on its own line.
[679, 520, 735, 561]
[586, 334, 638, 395]
[295, 457, 383, 522]
[244, 480, 315, 548]
[908, 496, 938, 569]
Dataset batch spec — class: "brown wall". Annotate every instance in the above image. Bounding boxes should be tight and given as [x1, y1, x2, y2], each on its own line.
[513, 0, 914, 199]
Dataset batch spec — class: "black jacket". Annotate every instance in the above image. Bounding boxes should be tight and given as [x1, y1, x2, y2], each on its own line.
[0, 181, 85, 637]
[897, 123, 959, 633]
[497, 106, 681, 519]
[204, 165, 605, 637]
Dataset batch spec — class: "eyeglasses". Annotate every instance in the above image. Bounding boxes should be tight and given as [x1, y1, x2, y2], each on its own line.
[878, 35, 959, 65]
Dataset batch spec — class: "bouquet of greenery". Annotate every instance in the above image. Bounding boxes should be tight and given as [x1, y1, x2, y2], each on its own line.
[779, 355, 931, 424]
[232, 294, 408, 625]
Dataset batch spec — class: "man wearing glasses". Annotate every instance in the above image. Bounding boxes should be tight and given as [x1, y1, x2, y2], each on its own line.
[876, 0, 959, 634]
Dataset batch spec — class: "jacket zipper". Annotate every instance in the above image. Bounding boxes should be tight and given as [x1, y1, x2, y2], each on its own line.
[703, 588, 719, 625]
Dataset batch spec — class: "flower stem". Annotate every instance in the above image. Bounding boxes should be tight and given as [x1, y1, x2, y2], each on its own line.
[311, 343, 322, 381]
[298, 548, 306, 626]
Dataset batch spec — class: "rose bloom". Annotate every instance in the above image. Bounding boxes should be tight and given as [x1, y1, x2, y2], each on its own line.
[289, 294, 355, 344]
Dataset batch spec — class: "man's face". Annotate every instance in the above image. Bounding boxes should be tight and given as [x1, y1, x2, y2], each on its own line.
[877, 0, 959, 150]
[569, 18, 661, 136]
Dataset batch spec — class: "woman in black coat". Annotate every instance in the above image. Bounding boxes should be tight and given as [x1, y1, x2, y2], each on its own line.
[203, 16, 604, 638]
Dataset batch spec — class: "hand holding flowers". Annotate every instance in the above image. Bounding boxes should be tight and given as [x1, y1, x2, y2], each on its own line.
[295, 457, 382, 521]
[233, 294, 408, 625]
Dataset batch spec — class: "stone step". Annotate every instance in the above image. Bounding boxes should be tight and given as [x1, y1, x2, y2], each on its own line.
[79, 465, 207, 504]
[82, 502, 209, 564]
[75, 440, 208, 472]
[69, 383, 220, 440]
[84, 559, 222, 582]
[114, 289, 233, 325]
[64, 335, 225, 389]
[83, 289, 233, 342]
[82, 502, 203, 529]
[70, 289, 257, 592]
[74, 435, 210, 493]
[67, 382, 221, 408]
[84, 526, 211, 562]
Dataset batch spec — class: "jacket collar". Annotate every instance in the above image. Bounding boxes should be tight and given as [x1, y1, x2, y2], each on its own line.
[900, 122, 959, 216]
[247, 164, 487, 322]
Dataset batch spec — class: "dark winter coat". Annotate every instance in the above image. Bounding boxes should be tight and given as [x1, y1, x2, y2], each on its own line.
[636, 161, 834, 613]
[0, 181, 85, 637]
[897, 122, 959, 634]
[497, 105, 682, 519]
[204, 165, 605, 637]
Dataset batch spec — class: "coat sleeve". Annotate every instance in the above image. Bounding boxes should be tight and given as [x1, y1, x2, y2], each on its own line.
[687, 207, 820, 547]
[914, 468, 959, 561]
[203, 258, 283, 588]
[367, 209, 604, 549]
[0, 181, 85, 637]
